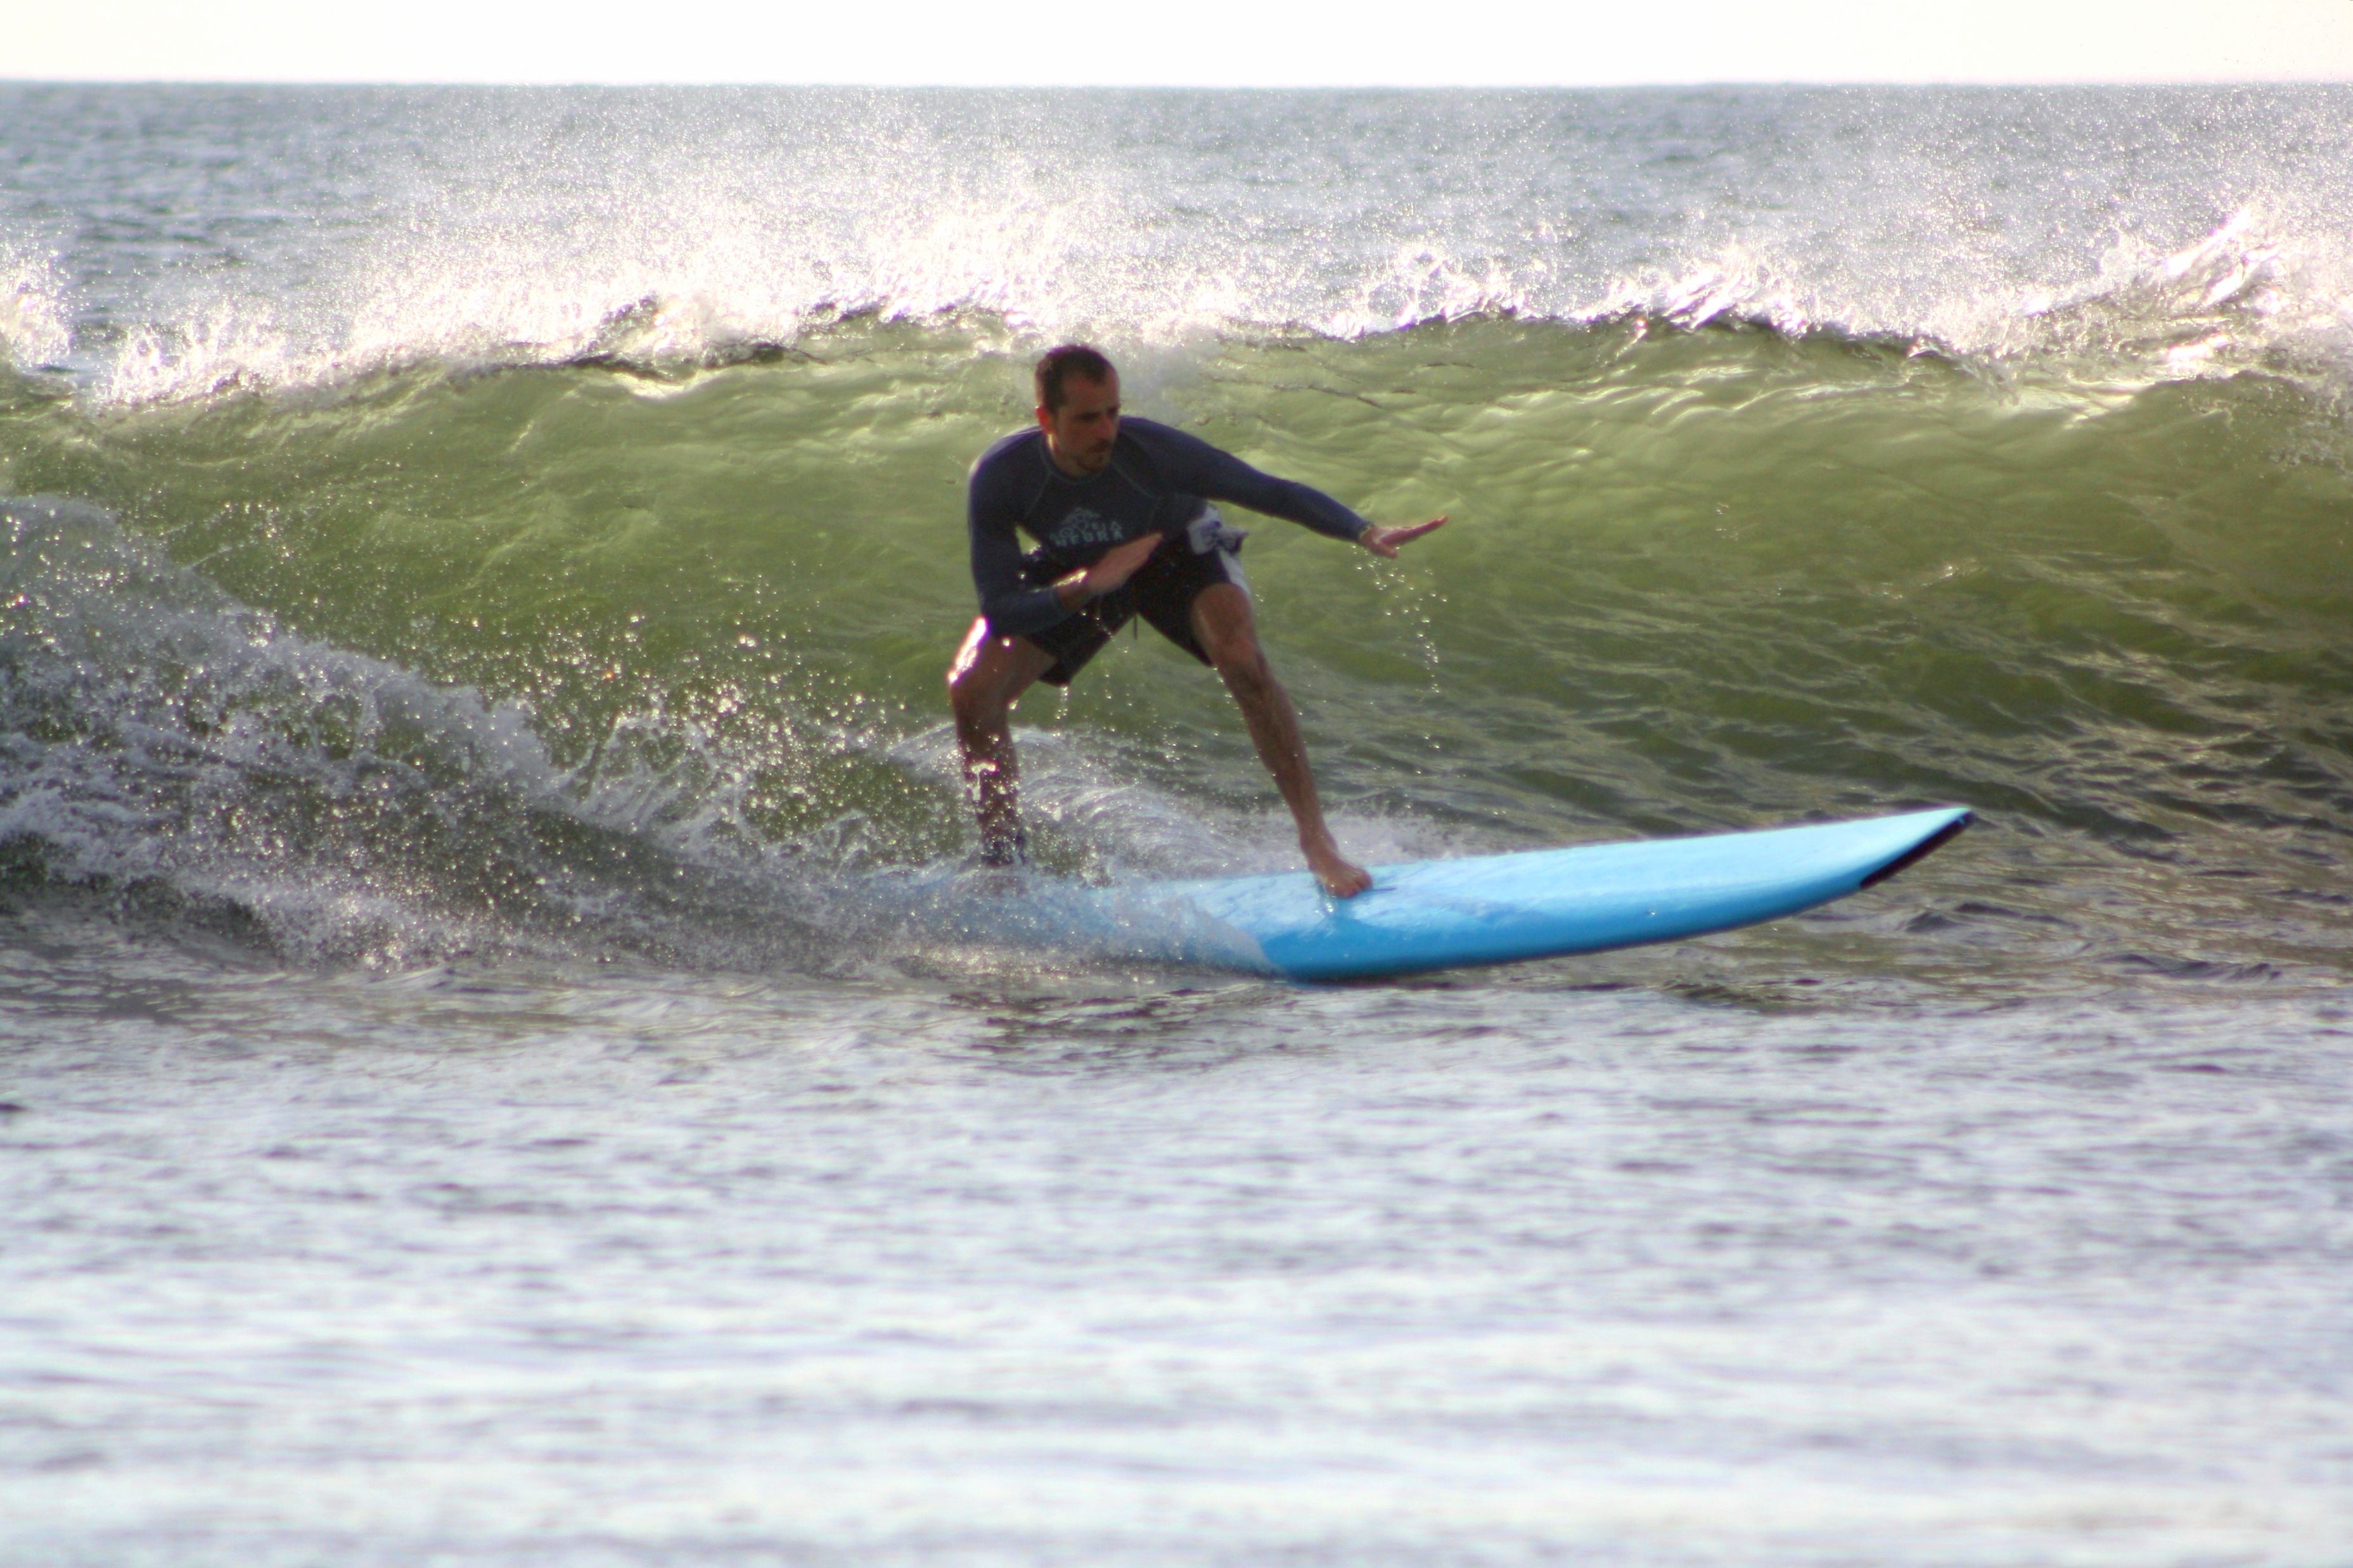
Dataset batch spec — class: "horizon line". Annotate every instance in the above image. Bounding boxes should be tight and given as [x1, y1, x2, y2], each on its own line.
[8, 75, 2352, 90]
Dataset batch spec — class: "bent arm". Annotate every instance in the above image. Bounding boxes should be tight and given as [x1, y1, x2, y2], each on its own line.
[968, 483, 1068, 640]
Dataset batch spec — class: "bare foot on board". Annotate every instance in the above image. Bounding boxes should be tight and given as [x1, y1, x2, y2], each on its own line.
[1305, 835, 1373, 899]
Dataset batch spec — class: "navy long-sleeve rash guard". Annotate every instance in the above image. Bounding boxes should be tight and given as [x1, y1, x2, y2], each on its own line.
[967, 416, 1370, 639]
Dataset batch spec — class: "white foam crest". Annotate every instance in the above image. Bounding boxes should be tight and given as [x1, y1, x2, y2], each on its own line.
[99, 302, 311, 404]
[1328, 244, 1539, 337]
[2005, 210, 2353, 380]
[32, 89, 2353, 407]
[92, 207, 2352, 411]
[1560, 210, 2353, 396]
[1594, 247, 1818, 338]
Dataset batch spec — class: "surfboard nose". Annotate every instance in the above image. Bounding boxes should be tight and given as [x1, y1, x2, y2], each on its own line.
[1859, 808, 1974, 889]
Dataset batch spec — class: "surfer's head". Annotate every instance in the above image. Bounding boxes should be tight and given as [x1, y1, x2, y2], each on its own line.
[1035, 344, 1119, 478]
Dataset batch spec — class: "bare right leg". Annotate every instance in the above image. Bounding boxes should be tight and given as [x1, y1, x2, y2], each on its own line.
[946, 618, 1056, 862]
[1187, 583, 1372, 898]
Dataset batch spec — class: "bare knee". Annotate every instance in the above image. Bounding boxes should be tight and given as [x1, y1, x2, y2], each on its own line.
[1211, 639, 1275, 698]
[949, 664, 1009, 734]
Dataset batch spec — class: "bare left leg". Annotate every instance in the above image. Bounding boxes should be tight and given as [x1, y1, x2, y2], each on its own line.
[1189, 582, 1371, 898]
[946, 617, 1056, 862]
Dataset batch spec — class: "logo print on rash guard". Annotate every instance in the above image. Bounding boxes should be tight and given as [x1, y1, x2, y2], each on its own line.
[1055, 506, 1127, 548]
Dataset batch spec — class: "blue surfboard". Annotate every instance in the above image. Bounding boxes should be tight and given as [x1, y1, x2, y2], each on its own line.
[1157, 806, 1972, 981]
[901, 808, 1971, 981]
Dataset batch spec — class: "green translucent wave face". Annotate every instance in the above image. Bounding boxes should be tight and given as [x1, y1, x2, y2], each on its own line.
[8, 316, 2353, 971]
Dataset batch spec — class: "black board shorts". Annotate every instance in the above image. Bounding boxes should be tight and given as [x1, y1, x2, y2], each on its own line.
[1011, 514, 1250, 687]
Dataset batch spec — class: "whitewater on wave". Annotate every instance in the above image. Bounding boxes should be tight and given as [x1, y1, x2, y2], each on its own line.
[4, 84, 2353, 405]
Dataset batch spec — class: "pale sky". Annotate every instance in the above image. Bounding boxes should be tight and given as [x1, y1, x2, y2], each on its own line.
[10, 0, 2353, 87]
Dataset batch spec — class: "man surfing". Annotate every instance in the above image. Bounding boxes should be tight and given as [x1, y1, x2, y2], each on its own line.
[949, 345, 1445, 897]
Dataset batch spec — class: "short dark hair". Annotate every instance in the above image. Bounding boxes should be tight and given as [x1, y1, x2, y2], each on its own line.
[1035, 344, 1115, 413]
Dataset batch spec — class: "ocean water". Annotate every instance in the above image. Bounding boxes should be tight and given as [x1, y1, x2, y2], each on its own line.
[3, 84, 2352, 1565]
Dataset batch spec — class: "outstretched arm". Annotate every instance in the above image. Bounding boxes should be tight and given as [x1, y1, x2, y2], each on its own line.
[1148, 423, 1374, 542]
[1143, 421, 1447, 554]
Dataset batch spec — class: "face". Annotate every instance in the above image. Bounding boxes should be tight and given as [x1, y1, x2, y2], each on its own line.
[1039, 371, 1120, 475]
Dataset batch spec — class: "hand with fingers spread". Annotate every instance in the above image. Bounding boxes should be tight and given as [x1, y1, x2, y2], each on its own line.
[1359, 515, 1448, 558]
[1053, 530, 1163, 610]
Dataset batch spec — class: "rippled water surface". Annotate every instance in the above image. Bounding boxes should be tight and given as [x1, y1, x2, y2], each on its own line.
[10, 940, 2351, 1567]
[4, 85, 2352, 1564]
